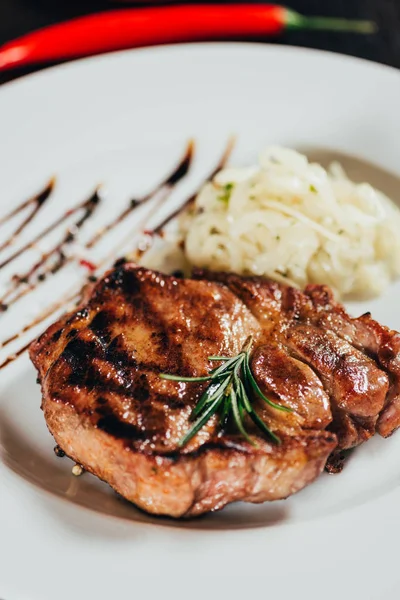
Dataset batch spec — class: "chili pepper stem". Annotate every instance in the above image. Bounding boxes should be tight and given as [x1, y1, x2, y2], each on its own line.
[285, 9, 377, 34]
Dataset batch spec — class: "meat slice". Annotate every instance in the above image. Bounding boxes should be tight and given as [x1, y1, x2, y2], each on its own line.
[284, 324, 388, 448]
[250, 343, 332, 433]
[195, 270, 392, 451]
[30, 264, 336, 517]
[304, 285, 400, 438]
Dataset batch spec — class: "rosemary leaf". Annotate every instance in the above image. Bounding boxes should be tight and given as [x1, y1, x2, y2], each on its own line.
[230, 384, 253, 444]
[178, 395, 224, 448]
[220, 395, 231, 426]
[237, 378, 252, 413]
[191, 378, 230, 419]
[248, 409, 281, 445]
[160, 373, 212, 382]
[210, 354, 242, 378]
[233, 367, 246, 420]
[190, 381, 221, 420]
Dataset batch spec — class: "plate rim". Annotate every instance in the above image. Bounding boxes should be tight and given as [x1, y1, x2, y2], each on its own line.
[1, 40, 400, 94]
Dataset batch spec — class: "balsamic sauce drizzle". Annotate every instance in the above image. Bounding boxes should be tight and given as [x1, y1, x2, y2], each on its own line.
[94, 184, 177, 268]
[0, 141, 194, 310]
[0, 340, 33, 370]
[0, 188, 100, 272]
[85, 140, 194, 249]
[0, 189, 101, 310]
[154, 136, 235, 236]
[0, 138, 235, 370]
[0, 290, 80, 350]
[0, 178, 54, 255]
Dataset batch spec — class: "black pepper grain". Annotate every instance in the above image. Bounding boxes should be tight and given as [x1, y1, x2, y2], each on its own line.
[54, 445, 65, 458]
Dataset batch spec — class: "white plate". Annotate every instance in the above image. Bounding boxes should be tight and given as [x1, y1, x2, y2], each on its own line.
[1, 43, 400, 599]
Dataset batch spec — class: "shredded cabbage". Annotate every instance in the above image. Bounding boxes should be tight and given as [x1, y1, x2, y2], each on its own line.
[181, 146, 400, 298]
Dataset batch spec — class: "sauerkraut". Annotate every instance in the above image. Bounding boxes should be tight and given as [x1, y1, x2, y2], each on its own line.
[181, 146, 400, 298]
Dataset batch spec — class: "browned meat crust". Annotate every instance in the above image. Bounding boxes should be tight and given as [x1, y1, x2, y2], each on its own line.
[30, 265, 398, 517]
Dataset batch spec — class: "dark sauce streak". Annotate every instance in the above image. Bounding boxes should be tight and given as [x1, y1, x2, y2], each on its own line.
[0, 340, 32, 370]
[84, 143, 197, 268]
[89, 310, 113, 346]
[85, 140, 194, 249]
[153, 136, 235, 236]
[0, 189, 101, 309]
[0, 289, 79, 350]
[0, 179, 55, 254]
[0, 188, 100, 272]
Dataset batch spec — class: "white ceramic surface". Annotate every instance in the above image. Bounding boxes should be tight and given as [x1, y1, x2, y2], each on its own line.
[1, 44, 400, 600]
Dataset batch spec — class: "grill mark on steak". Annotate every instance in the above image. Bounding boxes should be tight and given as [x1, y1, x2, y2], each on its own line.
[50, 329, 62, 343]
[61, 332, 156, 399]
[60, 333, 131, 393]
[61, 337, 97, 385]
[44, 282, 223, 450]
[89, 311, 113, 346]
[104, 267, 189, 375]
[96, 404, 147, 441]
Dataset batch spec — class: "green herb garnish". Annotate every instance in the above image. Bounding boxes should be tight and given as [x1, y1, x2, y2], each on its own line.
[217, 182, 234, 203]
[309, 184, 317, 193]
[160, 336, 291, 447]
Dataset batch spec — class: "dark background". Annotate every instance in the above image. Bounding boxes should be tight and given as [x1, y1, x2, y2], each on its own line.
[1, 0, 400, 85]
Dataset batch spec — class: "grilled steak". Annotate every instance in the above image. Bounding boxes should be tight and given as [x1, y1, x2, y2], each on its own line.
[30, 264, 398, 517]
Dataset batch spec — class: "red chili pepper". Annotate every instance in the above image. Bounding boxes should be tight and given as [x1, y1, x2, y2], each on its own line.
[0, 5, 375, 72]
[79, 258, 97, 272]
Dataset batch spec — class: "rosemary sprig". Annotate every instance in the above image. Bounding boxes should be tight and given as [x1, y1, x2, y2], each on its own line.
[160, 336, 291, 447]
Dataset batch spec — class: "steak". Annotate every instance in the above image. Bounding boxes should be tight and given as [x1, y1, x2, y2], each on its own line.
[30, 264, 397, 517]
